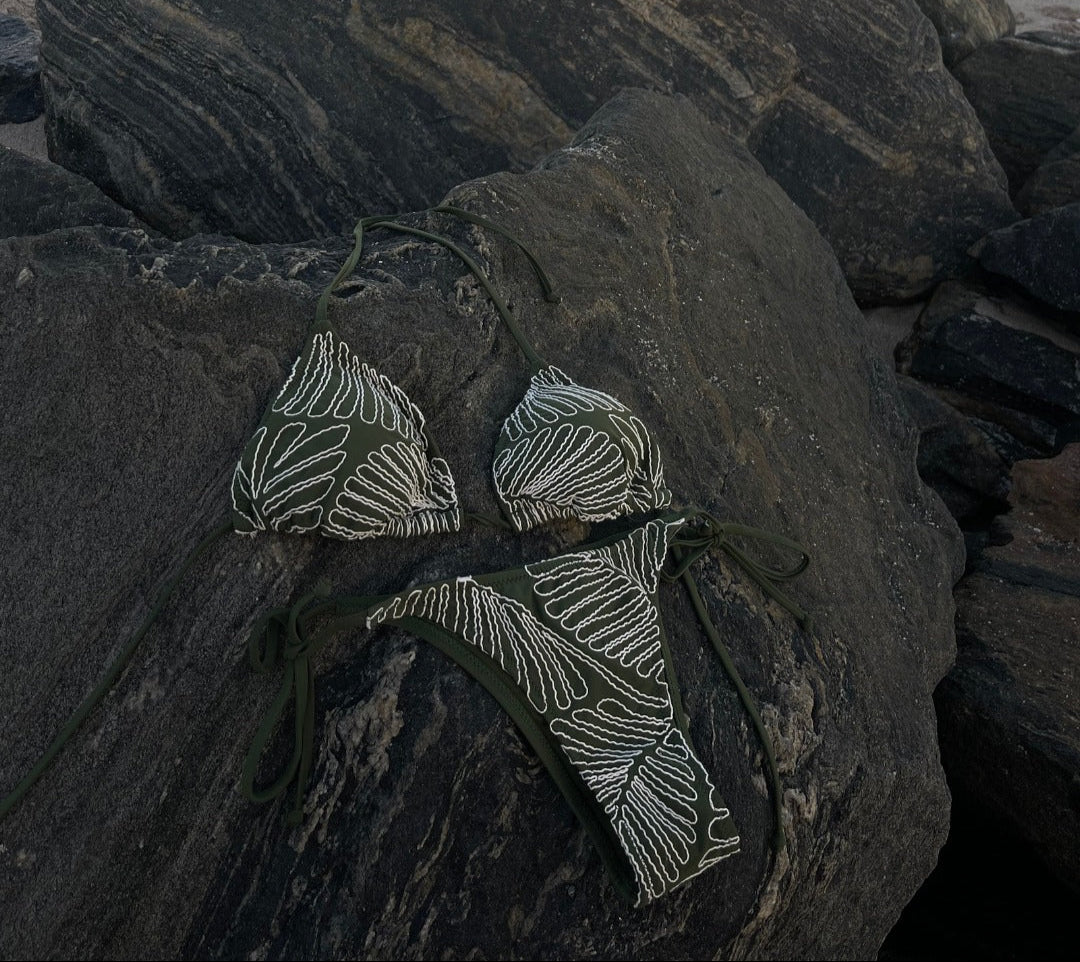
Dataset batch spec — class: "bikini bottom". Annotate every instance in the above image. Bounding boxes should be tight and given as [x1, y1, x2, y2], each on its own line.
[243, 510, 811, 906]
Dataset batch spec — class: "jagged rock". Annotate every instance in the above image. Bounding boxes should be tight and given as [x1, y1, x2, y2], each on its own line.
[953, 36, 1080, 198]
[978, 202, 1080, 313]
[36, 0, 1013, 302]
[914, 0, 1014, 66]
[896, 375, 1011, 527]
[0, 145, 143, 236]
[899, 303, 1080, 453]
[936, 443, 1080, 893]
[1016, 123, 1080, 213]
[0, 90, 962, 959]
[0, 14, 41, 123]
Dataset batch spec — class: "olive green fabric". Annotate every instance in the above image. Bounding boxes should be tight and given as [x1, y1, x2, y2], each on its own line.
[230, 317, 460, 540]
[495, 365, 671, 530]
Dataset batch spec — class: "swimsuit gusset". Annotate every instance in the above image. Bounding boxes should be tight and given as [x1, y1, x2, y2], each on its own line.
[241, 510, 811, 905]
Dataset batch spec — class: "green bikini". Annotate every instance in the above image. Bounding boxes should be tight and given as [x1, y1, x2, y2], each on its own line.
[0, 207, 811, 907]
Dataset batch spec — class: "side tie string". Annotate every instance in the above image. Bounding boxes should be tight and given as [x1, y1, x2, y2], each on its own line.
[240, 587, 384, 825]
[0, 517, 234, 824]
[663, 512, 813, 855]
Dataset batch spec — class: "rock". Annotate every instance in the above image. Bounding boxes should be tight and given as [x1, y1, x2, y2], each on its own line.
[914, 0, 1014, 66]
[953, 36, 1080, 198]
[936, 443, 1080, 893]
[1016, 123, 1080, 213]
[896, 375, 1012, 527]
[978, 202, 1080, 313]
[0, 145, 143, 236]
[899, 304, 1080, 452]
[36, 0, 1013, 302]
[0, 90, 962, 959]
[0, 14, 42, 123]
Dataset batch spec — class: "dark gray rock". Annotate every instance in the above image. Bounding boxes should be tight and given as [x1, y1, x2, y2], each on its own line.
[978, 202, 1080, 313]
[896, 375, 1011, 527]
[0, 144, 143, 236]
[0, 14, 41, 122]
[36, 0, 1014, 302]
[1016, 123, 1080, 214]
[953, 36, 1080, 198]
[900, 304, 1080, 452]
[0, 90, 962, 959]
[937, 443, 1080, 893]
[914, 0, 1014, 66]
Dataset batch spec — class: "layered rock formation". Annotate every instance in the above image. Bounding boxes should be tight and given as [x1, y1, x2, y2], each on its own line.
[937, 445, 1080, 894]
[0, 91, 961, 959]
[35, 0, 1014, 301]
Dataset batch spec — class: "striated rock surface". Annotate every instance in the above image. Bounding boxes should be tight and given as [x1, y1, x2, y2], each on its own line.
[937, 444, 1080, 892]
[0, 14, 41, 122]
[978, 202, 1080, 314]
[914, 0, 1014, 66]
[953, 36, 1080, 198]
[0, 91, 962, 959]
[0, 144, 143, 236]
[37, 0, 1013, 301]
[896, 375, 1012, 528]
[898, 288, 1080, 463]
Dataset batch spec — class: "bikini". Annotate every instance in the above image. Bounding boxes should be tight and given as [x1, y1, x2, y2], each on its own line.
[0, 207, 811, 906]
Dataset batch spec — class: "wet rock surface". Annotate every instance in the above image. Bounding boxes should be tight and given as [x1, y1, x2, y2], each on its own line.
[936, 444, 1080, 894]
[0, 14, 41, 123]
[0, 90, 961, 960]
[36, 0, 1013, 301]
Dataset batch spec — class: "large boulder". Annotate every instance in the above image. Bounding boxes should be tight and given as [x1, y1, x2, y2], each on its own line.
[0, 91, 962, 958]
[36, 0, 1013, 301]
[936, 444, 1080, 893]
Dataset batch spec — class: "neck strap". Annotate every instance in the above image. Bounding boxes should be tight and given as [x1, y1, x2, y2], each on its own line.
[313, 209, 557, 374]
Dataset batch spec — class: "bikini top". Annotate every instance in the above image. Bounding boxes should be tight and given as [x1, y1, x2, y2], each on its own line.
[229, 205, 672, 540]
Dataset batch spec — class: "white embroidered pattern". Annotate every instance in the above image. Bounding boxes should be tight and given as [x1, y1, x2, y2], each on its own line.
[366, 517, 738, 903]
[232, 329, 459, 538]
[493, 366, 672, 531]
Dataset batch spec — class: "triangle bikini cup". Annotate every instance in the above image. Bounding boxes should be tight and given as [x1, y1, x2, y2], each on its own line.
[0, 206, 812, 905]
